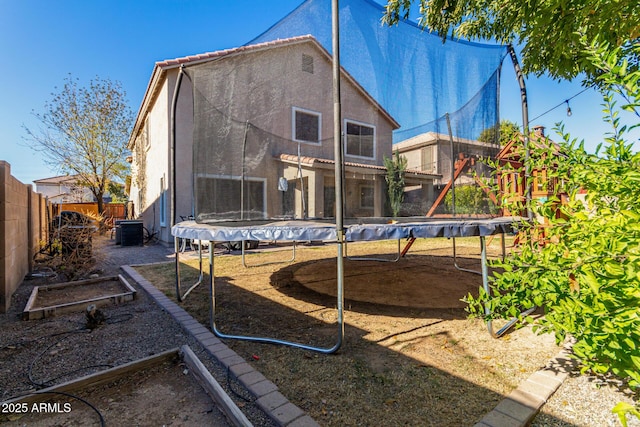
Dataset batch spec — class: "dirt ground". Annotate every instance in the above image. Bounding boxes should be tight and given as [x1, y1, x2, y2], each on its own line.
[0, 235, 273, 427]
[137, 237, 565, 426]
[1, 356, 230, 427]
[31, 279, 126, 308]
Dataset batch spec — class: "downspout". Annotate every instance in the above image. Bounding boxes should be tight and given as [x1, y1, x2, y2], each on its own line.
[170, 65, 185, 227]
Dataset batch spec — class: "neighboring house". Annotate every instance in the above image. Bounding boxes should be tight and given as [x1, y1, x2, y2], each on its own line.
[34, 175, 95, 204]
[394, 131, 499, 186]
[128, 35, 435, 242]
[393, 132, 499, 215]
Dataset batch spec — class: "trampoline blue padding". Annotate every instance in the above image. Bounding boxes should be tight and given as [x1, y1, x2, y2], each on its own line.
[171, 217, 517, 243]
[171, 215, 522, 353]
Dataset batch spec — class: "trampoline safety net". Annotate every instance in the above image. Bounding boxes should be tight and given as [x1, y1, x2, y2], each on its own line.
[187, 0, 508, 224]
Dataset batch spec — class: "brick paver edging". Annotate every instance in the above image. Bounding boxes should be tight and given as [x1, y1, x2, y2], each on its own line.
[121, 265, 320, 427]
[474, 341, 578, 427]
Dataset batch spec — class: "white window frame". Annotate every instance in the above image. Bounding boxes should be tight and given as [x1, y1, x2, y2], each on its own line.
[292, 107, 322, 145]
[344, 119, 376, 160]
[421, 145, 436, 173]
[142, 118, 150, 152]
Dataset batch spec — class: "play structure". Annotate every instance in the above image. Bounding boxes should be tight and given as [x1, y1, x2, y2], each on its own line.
[169, 0, 531, 352]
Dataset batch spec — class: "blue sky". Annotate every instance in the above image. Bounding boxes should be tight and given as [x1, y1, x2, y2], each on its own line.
[0, 0, 627, 185]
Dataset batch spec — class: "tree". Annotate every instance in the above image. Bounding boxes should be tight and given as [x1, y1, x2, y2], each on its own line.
[382, 0, 639, 81]
[466, 40, 640, 424]
[478, 120, 520, 146]
[107, 181, 128, 204]
[444, 184, 498, 215]
[25, 75, 134, 214]
[384, 151, 408, 217]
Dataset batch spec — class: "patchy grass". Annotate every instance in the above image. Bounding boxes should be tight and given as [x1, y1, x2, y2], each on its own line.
[134, 237, 559, 426]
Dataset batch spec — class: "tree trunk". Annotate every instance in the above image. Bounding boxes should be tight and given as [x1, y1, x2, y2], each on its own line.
[96, 194, 104, 215]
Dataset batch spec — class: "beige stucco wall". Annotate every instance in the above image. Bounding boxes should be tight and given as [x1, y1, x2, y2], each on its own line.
[146, 80, 171, 242]
[36, 182, 95, 203]
[130, 69, 194, 243]
[182, 40, 396, 221]
[0, 161, 46, 313]
[131, 39, 399, 240]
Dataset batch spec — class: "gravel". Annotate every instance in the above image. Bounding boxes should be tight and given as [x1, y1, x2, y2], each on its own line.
[0, 235, 276, 427]
[532, 372, 640, 427]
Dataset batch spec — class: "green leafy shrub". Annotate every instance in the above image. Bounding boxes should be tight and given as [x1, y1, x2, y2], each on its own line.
[465, 37, 640, 423]
[384, 152, 408, 217]
[444, 184, 499, 215]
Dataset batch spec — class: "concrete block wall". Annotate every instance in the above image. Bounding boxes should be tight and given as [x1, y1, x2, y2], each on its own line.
[0, 161, 46, 313]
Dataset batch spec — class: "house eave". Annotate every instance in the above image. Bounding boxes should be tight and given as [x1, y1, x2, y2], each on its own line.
[128, 35, 401, 151]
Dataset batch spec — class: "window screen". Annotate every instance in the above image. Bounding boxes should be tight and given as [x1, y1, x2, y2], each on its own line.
[294, 109, 320, 143]
[196, 177, 265, 221]
[346, 121, 374, 158]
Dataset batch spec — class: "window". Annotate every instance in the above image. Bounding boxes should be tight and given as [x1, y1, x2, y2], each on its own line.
[196, 176, 265, 220]
[159, 176, 166, 227]
[421, 146, 435, 173]
[533, 170, 547, 194]
[360, 185, 375, 209]
[345, 120, 375, 158]
[137, 193, 143, 216]
[141, 119, 150, 151]
[302, 54, 314, 74]
[293, 108, 321, 144]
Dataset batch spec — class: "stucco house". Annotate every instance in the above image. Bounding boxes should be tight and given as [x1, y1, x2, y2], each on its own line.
[392, 131, 499, 214]
[128, 35, 435, 242]
[34, 175, 96, 204]
[394, 131, 499, 186]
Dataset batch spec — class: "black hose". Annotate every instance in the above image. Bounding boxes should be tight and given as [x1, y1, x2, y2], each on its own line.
[34, 390, 106, 427]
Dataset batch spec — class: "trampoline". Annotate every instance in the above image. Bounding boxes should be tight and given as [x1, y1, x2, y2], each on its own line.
[167, 0, 521, 353]
[173, 216, 519, 353]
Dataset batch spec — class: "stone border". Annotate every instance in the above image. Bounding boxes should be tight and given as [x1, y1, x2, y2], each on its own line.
[121, 265, 319, 427]
[474, 342, 577, 426]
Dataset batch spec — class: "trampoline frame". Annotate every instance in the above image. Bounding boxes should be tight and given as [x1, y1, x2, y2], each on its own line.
[241, 241, 297, 268]
[173, 217, 520, 352]
[344, 238, 401, 262]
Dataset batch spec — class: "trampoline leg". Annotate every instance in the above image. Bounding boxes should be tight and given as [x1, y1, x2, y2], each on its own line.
[483, 236, 535, 338]
[345, 239, 401, 262]
[452, 237, 481, 275]
[175, 236, 205, 302]
[241, 241, 297, 268]
[174, 237, 181, 299]
[208, 240, 344, 354]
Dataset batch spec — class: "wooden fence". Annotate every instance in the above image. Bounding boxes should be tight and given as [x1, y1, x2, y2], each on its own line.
[51, 202, 133, 228]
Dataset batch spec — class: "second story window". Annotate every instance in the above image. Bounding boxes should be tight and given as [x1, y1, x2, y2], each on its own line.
[421, 146, 435, 173]
[345, 120, 375, 158]
[293, 108, 321, 144]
